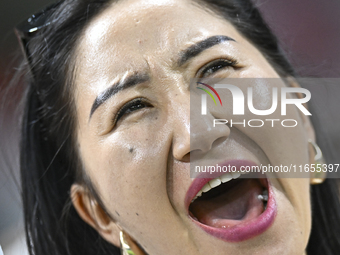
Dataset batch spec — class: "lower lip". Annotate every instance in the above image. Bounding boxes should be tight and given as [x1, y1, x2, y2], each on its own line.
[189, 179, 277, 242]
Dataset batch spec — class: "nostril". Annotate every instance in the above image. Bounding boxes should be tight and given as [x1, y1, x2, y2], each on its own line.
[190, 124, 230, 155]
[189, 135, 228, 159]
[181, 152, 190, 162]
[212, 136, 229, 148]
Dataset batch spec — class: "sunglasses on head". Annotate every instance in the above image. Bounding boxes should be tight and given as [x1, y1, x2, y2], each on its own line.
[15, 2, 62, 70]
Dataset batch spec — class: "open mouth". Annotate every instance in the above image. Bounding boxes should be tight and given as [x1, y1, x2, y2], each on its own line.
[186, 167, 277, 242]
[189, 173, 268, 228]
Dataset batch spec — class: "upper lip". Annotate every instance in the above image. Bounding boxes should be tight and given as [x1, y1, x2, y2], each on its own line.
[185, 159, 259, 210]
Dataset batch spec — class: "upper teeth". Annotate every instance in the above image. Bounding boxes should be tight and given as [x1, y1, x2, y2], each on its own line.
[192, 172, 243, 202]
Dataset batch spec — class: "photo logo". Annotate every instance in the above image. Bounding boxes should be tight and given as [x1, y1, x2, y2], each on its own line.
[199, 83, 311, 116]
[197, 82, 222, 115]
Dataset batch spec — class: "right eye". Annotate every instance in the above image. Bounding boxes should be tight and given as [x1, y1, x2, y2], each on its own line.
[197, 58, 239, 78]
[113, 98, 152, 124]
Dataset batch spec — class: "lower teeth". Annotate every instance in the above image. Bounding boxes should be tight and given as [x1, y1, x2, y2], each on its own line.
[258, 189, 268, 201]
[258, 189, 268, 210]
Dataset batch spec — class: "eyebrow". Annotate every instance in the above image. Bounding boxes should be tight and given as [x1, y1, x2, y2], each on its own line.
[177, 35, 236, 66]
[89, 73, 150, 119]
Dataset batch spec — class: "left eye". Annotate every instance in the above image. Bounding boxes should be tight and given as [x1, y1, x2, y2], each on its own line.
[198, 58, 238, 78]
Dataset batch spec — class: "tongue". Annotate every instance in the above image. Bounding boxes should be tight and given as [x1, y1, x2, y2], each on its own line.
[190, 179, 264, 228]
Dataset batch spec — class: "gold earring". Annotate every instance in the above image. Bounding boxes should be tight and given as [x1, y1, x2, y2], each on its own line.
[308, 139, 326, 184]
[120, 231, 136, 255]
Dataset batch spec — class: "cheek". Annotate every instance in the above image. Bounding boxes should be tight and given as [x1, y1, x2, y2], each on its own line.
[78, 120, 172, 214]
[78, 123, 193, 253]
[273, 178, 312, 251]
[282, 179, 311, 226]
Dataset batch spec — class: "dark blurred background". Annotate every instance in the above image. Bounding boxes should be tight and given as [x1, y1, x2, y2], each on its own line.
[0, 0, 339, 254]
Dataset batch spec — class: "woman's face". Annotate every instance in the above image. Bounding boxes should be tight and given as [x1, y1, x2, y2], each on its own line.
[73, 0, 313, 254]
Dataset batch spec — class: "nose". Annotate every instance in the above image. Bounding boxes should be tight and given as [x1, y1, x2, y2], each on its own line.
[172, 92, 230, 162]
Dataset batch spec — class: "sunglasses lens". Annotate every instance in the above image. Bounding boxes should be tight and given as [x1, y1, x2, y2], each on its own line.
[15, 2, 61, 39]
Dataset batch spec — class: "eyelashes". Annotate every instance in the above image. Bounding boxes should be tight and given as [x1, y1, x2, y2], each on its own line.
[198, 58, 239, 78]
[114, 97, 152, 124]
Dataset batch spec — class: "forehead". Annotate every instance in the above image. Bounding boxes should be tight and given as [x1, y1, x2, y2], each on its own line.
[74, 0, 242, 78]
[80, 0, 228, 51]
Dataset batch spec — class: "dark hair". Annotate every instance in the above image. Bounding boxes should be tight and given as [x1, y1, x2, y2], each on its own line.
[17, 0, 340, 255]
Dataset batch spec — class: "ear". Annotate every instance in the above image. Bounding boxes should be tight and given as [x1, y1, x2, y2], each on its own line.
[70, 184, 121, 247]
[287, 77, 315, 144]
[287, 78, 326, 183]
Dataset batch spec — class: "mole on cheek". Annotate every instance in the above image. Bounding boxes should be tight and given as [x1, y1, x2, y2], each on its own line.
[129, 147, 134, 153]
